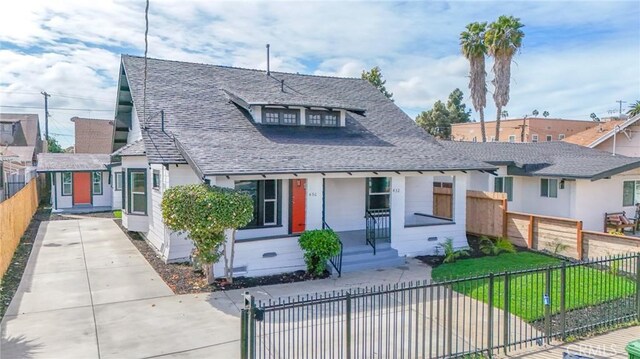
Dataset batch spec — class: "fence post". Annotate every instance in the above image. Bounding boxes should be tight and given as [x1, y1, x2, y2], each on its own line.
[447, 285, 453, 356]
[240, 292, 252, 359]
[544, 267, 552, 344]
[636, 255, 640, 322]
[576, 221, 583, 260]
[487, 273, 495, 357]
[503, 272, 510, 355]
[528, 215, 534, 249]
[346, 292, 352, 359]
[560, 262, 567, 341]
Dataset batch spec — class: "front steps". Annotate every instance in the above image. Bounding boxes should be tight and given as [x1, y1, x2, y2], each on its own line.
[330, 241, 405, 275]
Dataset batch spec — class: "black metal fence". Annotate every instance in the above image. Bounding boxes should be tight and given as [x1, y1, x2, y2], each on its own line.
[323, 221, 343, 277]
[240, 253, 640, 358]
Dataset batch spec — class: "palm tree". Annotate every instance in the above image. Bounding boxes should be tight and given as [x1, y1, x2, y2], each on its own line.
[461, 22, 488, 142]
[532, 109, 539, 116]
[485, 15, 525, 141]
[627, 101, 640, 117]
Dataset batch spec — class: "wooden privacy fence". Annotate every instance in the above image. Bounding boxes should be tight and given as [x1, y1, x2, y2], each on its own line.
[433, 189, 507, 237]
[0, 179, 38, 278]
[432, 187, 453, 218]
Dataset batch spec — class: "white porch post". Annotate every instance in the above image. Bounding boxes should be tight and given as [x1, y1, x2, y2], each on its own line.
[390, 175, 405, 245]
[306, 176, 324, 230]
[452, 174, 468, 248]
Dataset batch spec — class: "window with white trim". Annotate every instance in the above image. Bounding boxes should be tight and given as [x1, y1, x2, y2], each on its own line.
[129, 170, 147, 214]
[62, 172, 72, 196]
[152, 170, 160, 190]
[558, 134, 565, 140]
[546, 135, 552, 142]
[92, 172, 102, 195]
[622, 181, 640, 206]
[540, 178, 558, 198]
[235, 180, 281, 227]
[306, 110, 339, 127]
[508, 135, 516, 143]
[531, 134, 539, 142]
[114, 172, 123, 191]
[494, 176, 513, 201]
[262, 109, 299, 125]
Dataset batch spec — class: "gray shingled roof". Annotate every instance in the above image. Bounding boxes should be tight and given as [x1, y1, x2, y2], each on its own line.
[440, 141, 640, 180]
[121, 55, 495, 176]
[37, 153, 110, 172]
[111, 138, 146, 157]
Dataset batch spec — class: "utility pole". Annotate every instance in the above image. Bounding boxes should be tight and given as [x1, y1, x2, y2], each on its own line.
[616, 100, 627, 118]
[40, 91, 50, 140]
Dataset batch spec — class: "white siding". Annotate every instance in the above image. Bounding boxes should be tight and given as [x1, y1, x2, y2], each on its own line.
[50, 170, 112, 211]
[145, 164, 169, 257]
[324, 177, 366, 231]
[596, 124, 640, 157]
[404, 176, 434, 221]
[111, 166, 123, 209]
[120, 156, 149, 232]
[127, 103, 142, 143]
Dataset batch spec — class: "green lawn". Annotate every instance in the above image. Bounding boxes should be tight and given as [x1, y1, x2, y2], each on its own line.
[113, 210, 122, 219]
[432, 252, 636, 321]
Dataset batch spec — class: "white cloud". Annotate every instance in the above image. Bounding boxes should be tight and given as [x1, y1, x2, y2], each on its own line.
[0, 0, 638, 147]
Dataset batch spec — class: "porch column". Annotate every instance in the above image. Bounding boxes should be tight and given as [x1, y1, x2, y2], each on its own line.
[453, 174, 467, 230]
[306, 176, 324, 230]
[389, 175, 405, 244]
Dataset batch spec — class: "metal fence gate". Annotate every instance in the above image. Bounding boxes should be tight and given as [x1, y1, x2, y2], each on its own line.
[240, 254, 640, 358]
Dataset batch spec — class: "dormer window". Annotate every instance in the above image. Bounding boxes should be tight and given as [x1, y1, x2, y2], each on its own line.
[262, 109, 300, 125]
[306, 110, 339, 127]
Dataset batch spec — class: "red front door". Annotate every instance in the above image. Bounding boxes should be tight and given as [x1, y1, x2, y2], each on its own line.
[291, 179, 306, 233]
[73, 172, 92, 205]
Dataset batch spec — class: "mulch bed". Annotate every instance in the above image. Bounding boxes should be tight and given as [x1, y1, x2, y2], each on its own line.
[116, 221, 329, 294]
[415, 234, 487, 267]
[0, 207, 56, 319]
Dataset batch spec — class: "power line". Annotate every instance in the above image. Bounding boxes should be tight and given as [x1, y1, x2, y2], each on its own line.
[0, 105, 112, 112]
[0, 90, 113, 102]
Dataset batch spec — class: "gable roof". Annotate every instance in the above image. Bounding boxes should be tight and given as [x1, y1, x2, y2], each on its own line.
[111, 138, 145, 157]
[120, 55, 494, 177]
[37, 153, 110, 172]
[562, 120, 624, 147]
[568, 115, 640, 148]
[0, 113, 40, 147]
[71, 117, 114, 154]
[440, 141, 640, 180]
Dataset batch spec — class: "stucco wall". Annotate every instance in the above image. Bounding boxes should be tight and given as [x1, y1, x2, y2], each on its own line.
[595, 124, 640, 157]
[324, 177, 366, 232]
[405, 176, 434, 221]
[51, 170, 112, 210]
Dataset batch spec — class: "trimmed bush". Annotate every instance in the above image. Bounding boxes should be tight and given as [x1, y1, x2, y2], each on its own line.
[298, 229, 341, 276]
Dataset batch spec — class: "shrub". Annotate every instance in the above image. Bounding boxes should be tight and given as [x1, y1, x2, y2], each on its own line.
[298, 229, 341, 276]
[480, 236, 515, 256]
[438, 238, 469, 263]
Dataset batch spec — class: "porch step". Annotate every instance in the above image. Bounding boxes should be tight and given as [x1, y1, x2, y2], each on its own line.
[333, 243, 406, 274]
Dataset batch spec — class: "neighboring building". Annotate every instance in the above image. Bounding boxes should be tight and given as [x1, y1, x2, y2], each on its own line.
[71, 117, 114, 154]
[112, 55, 495, 277]
[563, 115, 640, 157]
[37, 153, 112, 212]
[451, 118, 598, 143]
[0, 113, 43, 199]
[441, 141, 640, 232]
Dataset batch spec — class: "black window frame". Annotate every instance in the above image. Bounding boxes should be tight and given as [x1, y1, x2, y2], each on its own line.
[546, 135, 553, 142]
[127, 169, 147, 215]
[0, 164, 3, 189]
[152, 170, 160, 190]
[366, 177, 391, 212]
[494, 176, 514, 201]
[235, 179, 282, 228]
[61, 172, 73, 196]
[540, 178, 558, 198]
[92, 171, 103, 195]
[306, 110, 340, 127]
[262, 108, 300, 126]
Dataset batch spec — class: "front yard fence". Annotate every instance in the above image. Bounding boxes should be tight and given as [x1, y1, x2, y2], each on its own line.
[240, 253, 640, 358]
[0, 179, 38, 278]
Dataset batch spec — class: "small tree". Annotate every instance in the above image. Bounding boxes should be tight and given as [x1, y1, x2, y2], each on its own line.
[361, 66, 394, 100]
[47, 136, 64, 153]
[162, 184, 253, 284]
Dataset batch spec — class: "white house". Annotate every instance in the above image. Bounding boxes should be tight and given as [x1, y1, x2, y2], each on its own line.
[442, 141, 640, 232]
[111, 55, 496, 277]
[37, 153, 113, 212]
[564, 115, 640, 157]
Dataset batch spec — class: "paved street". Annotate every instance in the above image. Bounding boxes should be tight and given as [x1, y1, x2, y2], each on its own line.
[1, 218, 240, 359]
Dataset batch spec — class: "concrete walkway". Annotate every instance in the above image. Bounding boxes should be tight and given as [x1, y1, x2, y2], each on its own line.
[1, 218, 240, 358]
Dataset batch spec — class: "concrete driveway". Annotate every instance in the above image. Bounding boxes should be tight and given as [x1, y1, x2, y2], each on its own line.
[1, 218, 240, 359]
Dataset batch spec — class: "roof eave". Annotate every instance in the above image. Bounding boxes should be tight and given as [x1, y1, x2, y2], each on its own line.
[201, 166, 498, 177]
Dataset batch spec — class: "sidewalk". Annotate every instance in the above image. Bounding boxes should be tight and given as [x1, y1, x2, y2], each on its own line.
[1, 218, 240, 358]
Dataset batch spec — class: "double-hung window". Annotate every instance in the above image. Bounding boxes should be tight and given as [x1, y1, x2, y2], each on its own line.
[262, 109, 299, 125]
[306, 110, 339, 127]
[367, 177, 391, 211]
[531, 134, 539, 142]
[128, 170, 147, 215]
[114, 172, 123, 191]
[540, 178, 558, 198]
[61, 172, 72, 196]
[235, 180, 281, 228]
[92, 172, 102, 195]
[623, 181, 640, 206]
[494, 176, 513, 201]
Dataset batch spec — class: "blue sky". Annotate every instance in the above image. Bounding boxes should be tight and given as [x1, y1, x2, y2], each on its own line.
[1, 0, 638, 148]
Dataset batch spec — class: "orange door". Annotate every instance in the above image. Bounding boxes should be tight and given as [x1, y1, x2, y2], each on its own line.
[73, 172, 92, 205]
[291, 179, 306, 233]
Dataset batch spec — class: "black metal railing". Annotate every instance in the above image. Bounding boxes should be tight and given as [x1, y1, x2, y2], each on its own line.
[365, 209, 390, 255]
[323, 221, 343, 278]
[240, 253, 640, 359]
